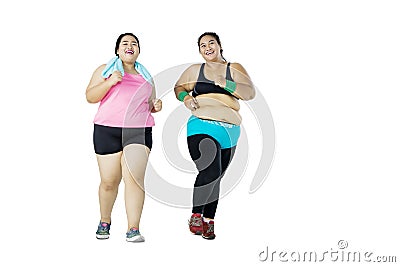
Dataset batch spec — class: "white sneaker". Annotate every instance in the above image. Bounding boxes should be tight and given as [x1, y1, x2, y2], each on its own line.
[126, 228, 145, 242]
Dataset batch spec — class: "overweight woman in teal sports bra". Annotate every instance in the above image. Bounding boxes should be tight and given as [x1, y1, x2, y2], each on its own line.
[174, 32, 255, 240]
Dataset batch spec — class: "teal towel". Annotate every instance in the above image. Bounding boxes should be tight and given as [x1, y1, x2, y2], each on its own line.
[101, 57, 153, 85]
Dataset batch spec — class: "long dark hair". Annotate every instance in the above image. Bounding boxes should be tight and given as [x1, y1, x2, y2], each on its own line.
[115, 33, 140, 56]
[197, 32, 226, 62]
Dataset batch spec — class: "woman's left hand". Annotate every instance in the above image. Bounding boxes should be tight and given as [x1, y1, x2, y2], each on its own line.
[152, 98, 162, 112]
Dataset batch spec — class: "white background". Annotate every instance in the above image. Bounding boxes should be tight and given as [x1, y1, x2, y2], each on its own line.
[1, 0, 399, 266]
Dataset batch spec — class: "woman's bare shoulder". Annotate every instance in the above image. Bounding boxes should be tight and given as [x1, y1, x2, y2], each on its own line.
[186, 63, 202, 73]
[95, 64, 107, 72]
[179, 63, 202, 82]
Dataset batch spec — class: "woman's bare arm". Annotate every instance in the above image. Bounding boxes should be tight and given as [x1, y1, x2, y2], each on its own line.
[214, 62, 256, 101]
[85, 64, 122, 103]
[174, 64, 201, 110]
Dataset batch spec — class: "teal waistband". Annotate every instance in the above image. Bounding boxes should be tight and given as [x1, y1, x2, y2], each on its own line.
[187, 115, 240, 149]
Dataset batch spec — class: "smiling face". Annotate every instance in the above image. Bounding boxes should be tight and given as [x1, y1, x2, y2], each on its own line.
[116, 35, 140, 63]
[198, 35, 223, 62]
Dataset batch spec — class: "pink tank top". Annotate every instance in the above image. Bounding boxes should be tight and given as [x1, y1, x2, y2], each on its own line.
[93, 73, 155, 127]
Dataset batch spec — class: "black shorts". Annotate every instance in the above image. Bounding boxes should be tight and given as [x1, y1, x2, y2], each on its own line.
[93, 124, 152, 155]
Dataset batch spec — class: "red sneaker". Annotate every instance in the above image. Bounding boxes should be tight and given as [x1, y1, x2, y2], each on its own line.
[188, 213, 203, 235]
[202, 220, 215, 240]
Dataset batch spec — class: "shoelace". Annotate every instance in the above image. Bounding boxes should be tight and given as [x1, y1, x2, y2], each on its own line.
[127, 229, 140, 236]
[189, 217, 202, 227]
[99, 224, 109, 231]
[205, 223, 214, 234]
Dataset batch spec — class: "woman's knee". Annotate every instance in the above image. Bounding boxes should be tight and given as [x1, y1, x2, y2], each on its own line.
[100, 178, 121, 191]
[195, 171, 222, 187]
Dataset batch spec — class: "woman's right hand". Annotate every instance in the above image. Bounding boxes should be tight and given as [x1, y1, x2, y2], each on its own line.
[183, 95, 200, 111]
[108, 70, 123, 86]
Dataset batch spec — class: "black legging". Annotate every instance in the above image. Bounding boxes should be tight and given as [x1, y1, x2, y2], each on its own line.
[187, 134, 236, 219]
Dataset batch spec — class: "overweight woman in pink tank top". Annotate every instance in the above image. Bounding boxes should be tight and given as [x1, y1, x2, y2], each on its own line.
[86, 33, 162, 242]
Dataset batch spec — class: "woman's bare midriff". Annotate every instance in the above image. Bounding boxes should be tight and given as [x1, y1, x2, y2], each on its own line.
[192, 93, 242, 125]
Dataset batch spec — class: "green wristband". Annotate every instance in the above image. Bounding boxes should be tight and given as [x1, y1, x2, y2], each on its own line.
[224, 79, 237, 94]
[178, 91, 189, 102]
